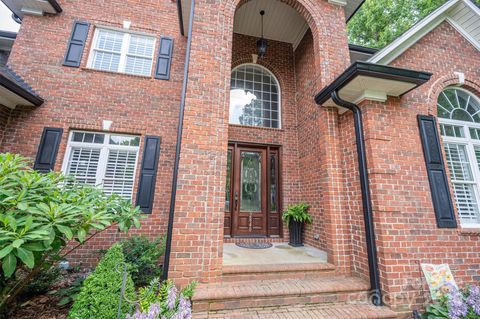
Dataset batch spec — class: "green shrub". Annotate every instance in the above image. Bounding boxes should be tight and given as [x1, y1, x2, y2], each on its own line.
[68, 244, 136, 319]
[121, 236, 165, 287]
[282, 203, 313, 225]
[0, 153, 141, 312]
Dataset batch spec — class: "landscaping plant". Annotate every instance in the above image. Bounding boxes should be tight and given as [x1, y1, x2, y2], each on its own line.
[127, 278, 196, 319]
[282, 203, 312, 225]
[282, 203, 313, 247]
[121, 235, 166, 287]
[0, 153, 141, 313]
[422, 283, 480, 319]
[68, 244, 136, 319]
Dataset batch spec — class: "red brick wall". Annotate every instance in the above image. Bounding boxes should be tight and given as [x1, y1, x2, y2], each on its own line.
[1, 0, 186, 265]
[360, 22, 480, 313]
[294, 30, 327, 250]
[294, 28, 353, 273]
[0, 105, 11, 147]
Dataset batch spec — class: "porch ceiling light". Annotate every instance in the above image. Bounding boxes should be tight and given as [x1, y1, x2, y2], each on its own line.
[257, 10, 268, 59]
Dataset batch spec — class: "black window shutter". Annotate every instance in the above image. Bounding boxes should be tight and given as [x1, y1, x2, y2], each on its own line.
[417, 115, 457, 228]
[63, 21, 90, 67]
[155, 37, 174, 80]
[136, 136, 161, 213]
[34, 127, 63, 173]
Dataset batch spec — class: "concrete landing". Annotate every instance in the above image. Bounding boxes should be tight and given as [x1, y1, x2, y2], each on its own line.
[223, 242, 328, 266]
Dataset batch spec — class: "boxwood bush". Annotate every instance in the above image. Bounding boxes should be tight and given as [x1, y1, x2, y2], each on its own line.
[68, 244, 135, 319]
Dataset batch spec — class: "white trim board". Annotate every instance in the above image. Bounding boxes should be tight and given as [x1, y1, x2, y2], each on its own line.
[369, 0, 480, 65]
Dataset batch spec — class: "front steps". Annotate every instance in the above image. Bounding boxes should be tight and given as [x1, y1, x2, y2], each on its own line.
[222, 262, 336, 282]
[192, 262, 397, 318]
[195, 303, 398, 319]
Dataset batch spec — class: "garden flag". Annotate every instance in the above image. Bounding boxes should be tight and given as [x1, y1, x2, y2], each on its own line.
[421, 264, 458, 300]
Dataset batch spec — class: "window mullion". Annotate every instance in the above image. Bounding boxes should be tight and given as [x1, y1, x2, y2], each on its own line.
[97, 146, 109, 188]
[118, 33, 130, 73]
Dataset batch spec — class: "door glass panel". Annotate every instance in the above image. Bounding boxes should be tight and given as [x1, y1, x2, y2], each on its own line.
[240, 151, 261, 211]
[270, 153, 277, 212]
[225, 149, 232, 211]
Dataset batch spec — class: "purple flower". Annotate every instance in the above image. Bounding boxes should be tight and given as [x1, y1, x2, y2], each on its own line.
[447, 288, 468, 319]
[467, 285, 480, 315]
[176, 296, 192, 319]
[127, 303, 161, 319]
[166, 285, 178, 311]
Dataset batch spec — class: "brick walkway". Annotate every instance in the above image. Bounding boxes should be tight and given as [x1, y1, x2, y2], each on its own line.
[194, 303, 398, 318]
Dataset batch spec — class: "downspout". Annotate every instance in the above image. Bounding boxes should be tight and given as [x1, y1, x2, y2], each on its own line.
[162, 0, 195, 281]
[330, 90, 382, 306]
[177, 0, 185, 36]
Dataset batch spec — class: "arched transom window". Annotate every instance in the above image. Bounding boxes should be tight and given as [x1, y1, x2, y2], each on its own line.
[229, 64, 280, 129]
[438, 88, 480, 227]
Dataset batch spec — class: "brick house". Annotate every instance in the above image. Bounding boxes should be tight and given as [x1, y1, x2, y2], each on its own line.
[0, 0, 479, 317]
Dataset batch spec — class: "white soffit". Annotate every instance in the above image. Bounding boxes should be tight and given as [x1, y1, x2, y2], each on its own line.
[321, 75, 417, 108]
[233, 0, 308, 48]
[1, 0, 58, 18]
[0, 85, 34, 108]
[181, 0, 364, 48]
[369, 0, 480, 65]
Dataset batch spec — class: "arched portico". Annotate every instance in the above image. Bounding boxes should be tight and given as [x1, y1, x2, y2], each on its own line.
[168, 0, 354, 284]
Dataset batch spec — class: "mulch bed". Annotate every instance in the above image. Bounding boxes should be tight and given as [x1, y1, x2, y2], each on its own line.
[6, 268, 90, 319]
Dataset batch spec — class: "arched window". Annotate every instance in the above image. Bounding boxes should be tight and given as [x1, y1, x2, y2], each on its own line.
[438, 88, 480, 227]
[229, 64, 281, 129]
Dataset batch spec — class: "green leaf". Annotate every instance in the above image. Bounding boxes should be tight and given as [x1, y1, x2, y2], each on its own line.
[12, 239, 25, 248]
[133, 218, 141, 229]
[0, 245, 13, 259]
[2, 253, 17, 277]
[22, 242, 46, 251]
[57, 297, 71, 306]
[6, 215, 17, 231]
[15, 247, 35, 268]
[37, 202, 51, 214]
[56, 225, 73, 240]
[17, 202, 28, 210]
[77, 228, 86, 243]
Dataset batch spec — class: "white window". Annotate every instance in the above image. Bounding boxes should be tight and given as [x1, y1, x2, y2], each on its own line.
[62, 131, 140, 199]
[438, 88, 480, 227]
[230, 64, 281, 129]
[88, 27, 155, 76]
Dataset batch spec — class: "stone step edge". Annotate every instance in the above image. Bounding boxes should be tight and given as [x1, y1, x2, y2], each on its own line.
[194, 303, 398, 319]
[222, 262, 336, 275]
[193, 277, 370, 302]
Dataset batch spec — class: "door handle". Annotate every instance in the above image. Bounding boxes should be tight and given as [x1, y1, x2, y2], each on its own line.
[234, 191, 238, 211]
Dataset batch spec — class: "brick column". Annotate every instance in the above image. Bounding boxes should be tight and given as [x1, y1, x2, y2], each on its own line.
[167, 1, 233, 284]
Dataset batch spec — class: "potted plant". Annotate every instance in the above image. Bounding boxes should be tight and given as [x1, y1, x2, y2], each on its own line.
[282, 203, 312, 247]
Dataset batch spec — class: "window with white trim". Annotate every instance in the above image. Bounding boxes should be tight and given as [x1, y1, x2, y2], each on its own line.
[438, 88, 480, 227]
[62, 131, 140, 199]
[88, 27, 155, 76]
[229, 64, 281, 129]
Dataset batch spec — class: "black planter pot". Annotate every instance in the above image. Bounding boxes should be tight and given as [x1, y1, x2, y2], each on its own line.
[288, 219, 304, 247]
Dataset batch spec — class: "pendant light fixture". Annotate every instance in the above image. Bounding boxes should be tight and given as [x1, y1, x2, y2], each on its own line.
[257, 10, 268, 59]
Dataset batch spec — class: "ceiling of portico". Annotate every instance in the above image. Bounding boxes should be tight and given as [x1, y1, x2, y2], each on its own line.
[180, 0, 364, 49]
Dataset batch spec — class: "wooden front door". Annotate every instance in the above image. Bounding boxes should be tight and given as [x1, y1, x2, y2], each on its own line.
[224, 143, 281, 238]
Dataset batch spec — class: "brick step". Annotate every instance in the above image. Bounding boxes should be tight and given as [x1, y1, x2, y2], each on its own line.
[192, 276, 374, 313]
[222, 262, 337, 282]
[194, 303, 398, 319]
